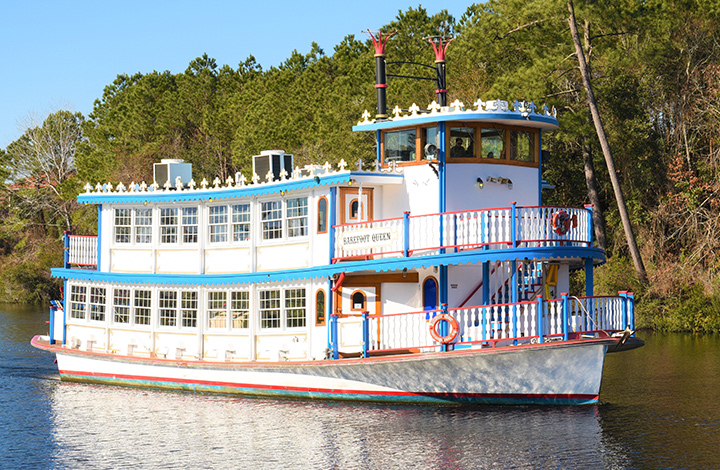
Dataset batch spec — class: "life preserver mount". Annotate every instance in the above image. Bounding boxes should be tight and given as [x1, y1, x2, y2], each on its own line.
[429, 313, 459, 344]
[552, 210, 576, 236]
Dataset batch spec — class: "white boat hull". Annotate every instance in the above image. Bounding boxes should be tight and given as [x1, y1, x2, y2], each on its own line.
[33, 336, 613, 405]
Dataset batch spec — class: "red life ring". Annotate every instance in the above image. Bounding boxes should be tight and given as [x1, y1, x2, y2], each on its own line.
[552, 210, 572, 235]
[429, 313, 459, 344]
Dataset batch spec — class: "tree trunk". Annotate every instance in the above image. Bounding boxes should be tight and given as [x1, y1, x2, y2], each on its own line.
[582, 142, 607, 251]
[567, 1, 647, 283]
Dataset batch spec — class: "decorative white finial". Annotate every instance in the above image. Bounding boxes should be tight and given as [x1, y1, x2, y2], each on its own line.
[252, 173, 260, 185]
[292, 166, 302, 179]
[212, 177, 221, 189]
[150, 181, 159, 191]
[392, 105, 402, 118]
[338, 159, 347, 171]
[116, 182, 127, 193]
[225, 176, 234, 188]
[428, 101, 441, 113]
[265, 170, 274, 183]
[360, 110, 371, 124]
[84, 183, 93, 193]
[408, 103, 420, 116]
[322, 162, 332, 175]
[188, 179, 197, 190]
[473, 99, 484, 111]
[279, 168, 288, 181]
[163, 179, 172, 191]
[450, 99, 465, 111]
[139, 181, 148, 192]
[237, 174, 247, 186]
[200, 178, 208, 189]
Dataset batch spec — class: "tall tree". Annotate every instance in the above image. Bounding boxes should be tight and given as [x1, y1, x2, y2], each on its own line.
[5, 110, 84, 232]
[567, 0, 647, 283]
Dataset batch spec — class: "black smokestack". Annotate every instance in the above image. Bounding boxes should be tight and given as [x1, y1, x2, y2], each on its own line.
[367, 30, 395, 120]
[427, 36, 454, 107]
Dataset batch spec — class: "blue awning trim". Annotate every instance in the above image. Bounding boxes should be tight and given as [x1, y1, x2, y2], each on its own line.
[77, 173, 354, 205]
[52, 246, 605, 287]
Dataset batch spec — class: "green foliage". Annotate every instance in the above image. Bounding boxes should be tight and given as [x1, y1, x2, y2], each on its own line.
[2, 3, 720, 326]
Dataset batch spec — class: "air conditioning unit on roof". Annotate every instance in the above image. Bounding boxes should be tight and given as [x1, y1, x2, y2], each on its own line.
[253, 150, 294, 182]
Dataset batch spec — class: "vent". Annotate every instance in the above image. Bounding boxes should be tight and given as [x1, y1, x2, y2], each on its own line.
[253, 150, 293, 182]
[153, 159, 192, 188]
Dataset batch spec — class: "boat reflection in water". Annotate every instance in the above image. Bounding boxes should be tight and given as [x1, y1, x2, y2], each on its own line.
[47, 381, 632, 469]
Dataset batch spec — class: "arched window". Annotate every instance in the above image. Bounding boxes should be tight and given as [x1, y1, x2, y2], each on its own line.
[315, 289, 326, 326]
[351, 290, 366, 311]
[317, 197, 328, 234]
[350, 200, 360, 219]
[423, 277, 438, 319]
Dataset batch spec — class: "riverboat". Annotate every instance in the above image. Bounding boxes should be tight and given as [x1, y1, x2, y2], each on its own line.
[32, 35, 642, 405]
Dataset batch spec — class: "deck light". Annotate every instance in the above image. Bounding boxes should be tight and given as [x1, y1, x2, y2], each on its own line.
[314, 175, 321, 184]
[475, 177, 484, 189]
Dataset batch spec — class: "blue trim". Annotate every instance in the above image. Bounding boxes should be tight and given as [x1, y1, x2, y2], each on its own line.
[585, 257, 594, 296]
[403, 212, 410, 257]
[78, 174, 356, 204]
[62, 278, 67, 345]
[376, 130, 382, 164]
[97, 205, 102, 271]
[52, 245, 606, 287]
[63, 231, 70, 268]
[353, 111, 559, 132]
[329, 187, 337, 265]
[48, 306, 55, 344]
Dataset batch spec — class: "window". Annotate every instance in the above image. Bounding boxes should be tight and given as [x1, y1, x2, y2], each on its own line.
[261, 201, 282, 240]
[481, 128, 505, 159]
[159, 291, 177, 327]
[181, 291, 198, 328]
[315, 289, 326, 326]
[70, 285, 87, 319]
[134, 208, 152, 243]
[134, 290, 152, 325]
[423, 127, 438, 157]
[114, 209, 131, 243]
[449, 126, 476, 158]
[160, 208, 178, 243]
[285, 288, 306, 328]
[231, 291, 249, 329]
[260, 290, 281, 328]
[114, 207, 153, 244]
[510, 130, 535, 162]
[89, 287, 106, 322]
[209, 206, 228, 243]
[113, 288, 131, 323]
[384, 128, 417, 162]
[208, 291, 227, 328]
[260, 288, 306, 329]
[182, 207, 198, 243]
[287, 197, 308, 238]
[351, 291, 366, 311]
[232, 204, 251, 241]
[317, 197, 328, 234]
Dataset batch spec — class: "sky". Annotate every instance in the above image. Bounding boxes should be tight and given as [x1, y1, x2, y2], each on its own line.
[0, 0, 475, 149]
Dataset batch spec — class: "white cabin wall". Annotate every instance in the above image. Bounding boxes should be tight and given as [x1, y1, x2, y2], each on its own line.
[445, 163, 540, 211]
[448, 265, 484, 308]
[99, 205, 113, 272]
[403, 165, 440, 216]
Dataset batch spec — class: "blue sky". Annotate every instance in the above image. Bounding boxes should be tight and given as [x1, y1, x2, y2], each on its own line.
[0, 0, 475, 149]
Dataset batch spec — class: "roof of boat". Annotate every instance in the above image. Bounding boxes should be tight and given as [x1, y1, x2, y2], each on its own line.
[352, 99, 559, 132]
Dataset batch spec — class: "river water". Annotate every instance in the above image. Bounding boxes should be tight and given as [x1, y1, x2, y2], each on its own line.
[1, 304, 718, 469]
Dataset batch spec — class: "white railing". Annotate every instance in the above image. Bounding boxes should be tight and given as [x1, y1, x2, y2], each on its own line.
[334, 205, 593, 261]
[332, 293, 632, 357]
[67, 234, 98, 267]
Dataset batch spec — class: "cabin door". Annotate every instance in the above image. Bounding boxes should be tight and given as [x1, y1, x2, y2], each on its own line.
[339, 187, 374, 225]
[335, 284, 379, 355]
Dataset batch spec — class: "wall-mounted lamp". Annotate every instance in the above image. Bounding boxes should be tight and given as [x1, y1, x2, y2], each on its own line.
[475, 177, 484, 189]
[313, 175, 321, 184]
[280, 190, 285, 196]
[348, 179, 355, 186]
[499, 178, 513, 189]
[403, 267, 408, 278]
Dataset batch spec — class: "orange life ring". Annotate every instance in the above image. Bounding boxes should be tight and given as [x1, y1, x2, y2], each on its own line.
[429, 313, 459, 343]
[552, 210, 572, 235]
